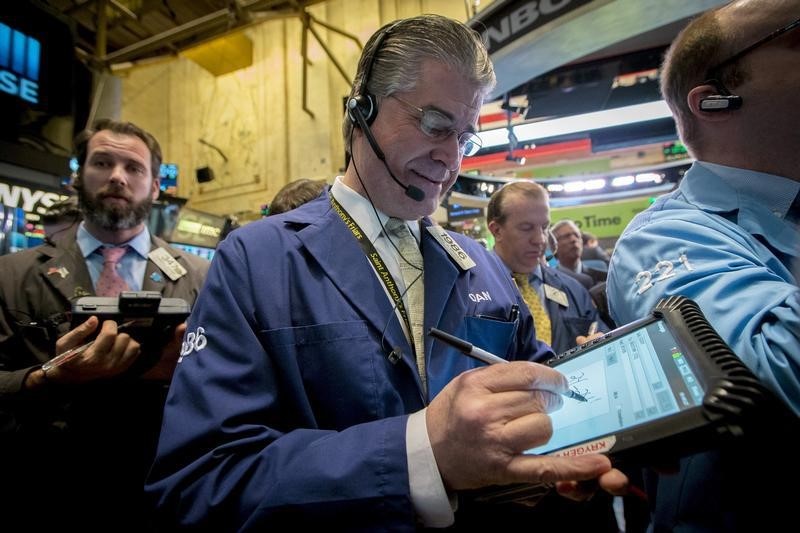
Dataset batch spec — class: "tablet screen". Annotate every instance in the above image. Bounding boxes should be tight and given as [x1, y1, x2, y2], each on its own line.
[527, 319, 705, 455]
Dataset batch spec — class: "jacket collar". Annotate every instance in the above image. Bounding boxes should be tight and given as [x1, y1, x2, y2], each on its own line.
[681, 162, 799, 259]
[293, 193, 464, 389]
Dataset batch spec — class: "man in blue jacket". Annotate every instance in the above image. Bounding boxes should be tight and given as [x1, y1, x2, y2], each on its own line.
[487, 182, 620, 532]
[147, 14, 625, 531]
[487, 181, 609, 356]
[607, 0, 799, 530]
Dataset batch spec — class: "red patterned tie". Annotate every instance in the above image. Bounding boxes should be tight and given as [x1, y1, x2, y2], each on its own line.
[96, 246, 130, 297]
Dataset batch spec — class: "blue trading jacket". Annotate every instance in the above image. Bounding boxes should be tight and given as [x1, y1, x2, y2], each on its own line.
[540, 265, 608, 355]
[146, 190, 553, 531]
[607, 162, 800, 532]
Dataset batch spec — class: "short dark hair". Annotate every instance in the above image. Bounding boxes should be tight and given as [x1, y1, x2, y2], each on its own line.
[73, 118, 163, 181]
[660, 7, 746, 151]
[486, 181, 548, 226]
[268, 178, 327, 216]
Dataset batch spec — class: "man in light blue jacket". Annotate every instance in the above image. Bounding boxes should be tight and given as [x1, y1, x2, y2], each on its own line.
[607, 1, 799, 530]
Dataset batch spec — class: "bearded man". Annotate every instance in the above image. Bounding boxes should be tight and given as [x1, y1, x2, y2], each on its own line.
[0, 119, 208, 532]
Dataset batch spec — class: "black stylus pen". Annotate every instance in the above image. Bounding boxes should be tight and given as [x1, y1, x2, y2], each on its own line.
[428, 327, 588, 402]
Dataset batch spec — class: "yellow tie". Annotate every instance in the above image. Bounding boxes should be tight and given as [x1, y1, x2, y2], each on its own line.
[386, 218, 426, 396]
[513, 273, 552, 347]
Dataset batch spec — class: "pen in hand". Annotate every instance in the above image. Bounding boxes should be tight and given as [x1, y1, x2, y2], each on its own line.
[428, 327, 588, 402]
[41, 320, 137, 373]
[587, 321, 599, 336]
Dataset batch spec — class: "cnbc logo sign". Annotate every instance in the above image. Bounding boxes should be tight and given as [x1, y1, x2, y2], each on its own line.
[0, 22, 40, 104]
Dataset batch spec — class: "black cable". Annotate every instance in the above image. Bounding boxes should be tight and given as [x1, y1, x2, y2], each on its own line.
[346, 127, 424, 355]
[348, 126, 422, 272]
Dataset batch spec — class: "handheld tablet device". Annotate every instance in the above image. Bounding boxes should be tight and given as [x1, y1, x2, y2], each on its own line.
[469, 295, 791, 504]
[72, 291, 190, 332]
[71, 291, 190, 374]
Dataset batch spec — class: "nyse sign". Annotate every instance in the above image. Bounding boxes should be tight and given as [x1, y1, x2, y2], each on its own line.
[0, 23, 40, 104]
[0, 182, 65, 214]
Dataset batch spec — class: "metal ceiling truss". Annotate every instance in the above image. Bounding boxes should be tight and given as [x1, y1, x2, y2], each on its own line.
[58, 0, 361, 119]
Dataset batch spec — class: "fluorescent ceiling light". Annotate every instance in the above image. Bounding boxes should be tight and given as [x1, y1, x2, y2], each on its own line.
[584, 179, 606, 190]
[635, 172, 663, 183]
[563, 181, 586, 193]
[612, 175, 635, 187]
[477, 100, 673, 149]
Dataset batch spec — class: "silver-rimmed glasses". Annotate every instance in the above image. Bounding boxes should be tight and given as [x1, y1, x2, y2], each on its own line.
[389, 95, 482, 157]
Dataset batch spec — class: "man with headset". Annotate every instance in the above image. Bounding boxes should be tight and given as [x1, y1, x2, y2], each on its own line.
[607, 0, 799, 530]
[147, 14, 625, 530]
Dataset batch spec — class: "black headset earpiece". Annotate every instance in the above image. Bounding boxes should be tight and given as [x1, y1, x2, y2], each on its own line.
[698, 80, 743, 112]
[346, 20, 425, 203]
[347, 94, 377, 127]
[347, 22, 399, 128]
[699, 94, 743, 111]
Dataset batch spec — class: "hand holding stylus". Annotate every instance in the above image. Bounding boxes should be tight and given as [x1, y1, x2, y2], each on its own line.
[428, 327, 587, 402]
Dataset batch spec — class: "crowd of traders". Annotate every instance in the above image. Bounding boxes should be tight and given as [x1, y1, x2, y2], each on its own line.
[0, 1, 797, 531]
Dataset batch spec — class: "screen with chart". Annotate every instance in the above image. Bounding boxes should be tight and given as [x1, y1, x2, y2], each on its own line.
[527, 318, 704, 455]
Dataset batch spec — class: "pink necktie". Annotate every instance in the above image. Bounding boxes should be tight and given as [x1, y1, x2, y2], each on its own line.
[96, 246, 130, 297]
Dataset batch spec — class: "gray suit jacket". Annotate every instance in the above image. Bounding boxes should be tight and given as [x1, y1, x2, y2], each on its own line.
[0, 225, 209, 394]
[0, 225, 209, 531]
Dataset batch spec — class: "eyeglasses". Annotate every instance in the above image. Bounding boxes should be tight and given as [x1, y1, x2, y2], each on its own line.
[554, 229, 581, 241]
[389, 95, 482, 157]
[705, 16, 800, 84]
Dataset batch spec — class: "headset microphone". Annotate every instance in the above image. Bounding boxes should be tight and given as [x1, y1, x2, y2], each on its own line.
[348, 99, 426, 202]
[346, 20, 425, 203]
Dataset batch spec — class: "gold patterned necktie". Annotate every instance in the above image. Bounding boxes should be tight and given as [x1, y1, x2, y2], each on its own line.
[385, 218, 426, 395]
[512, 272, 552, 347]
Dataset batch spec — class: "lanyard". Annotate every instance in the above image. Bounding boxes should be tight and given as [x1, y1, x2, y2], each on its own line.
[329, 194, 413, 337]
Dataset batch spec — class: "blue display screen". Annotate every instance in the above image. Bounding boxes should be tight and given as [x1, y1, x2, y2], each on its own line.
[159, 163, 178, 191]
[527, 319, 702, 455]
[170, 242, 215, 261]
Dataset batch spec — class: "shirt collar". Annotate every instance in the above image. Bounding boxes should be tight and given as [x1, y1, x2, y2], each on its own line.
[558, 260, 580, 274]
[496, 255, 542, 282]
[531, 264, 543, 282]
[77, 222, 151, 259]
[695, 161, 800, 220]
[331, 177, 422, 243]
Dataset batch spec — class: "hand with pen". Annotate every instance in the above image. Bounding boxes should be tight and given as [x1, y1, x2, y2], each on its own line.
[425, 361, 628, 499]
[37, 316, 142, 385]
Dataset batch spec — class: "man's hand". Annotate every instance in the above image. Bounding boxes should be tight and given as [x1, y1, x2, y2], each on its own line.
[575, 331, 604, 346]
[555, 469, 629, 500]
[141, 323, 186, 381]
[46, 316, 141, 384]
[427, 361, 621, 492]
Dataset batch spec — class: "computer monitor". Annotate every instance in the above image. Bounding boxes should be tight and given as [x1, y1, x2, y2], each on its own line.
[169, 242, 215, 261]
[159, 163, 178, 192]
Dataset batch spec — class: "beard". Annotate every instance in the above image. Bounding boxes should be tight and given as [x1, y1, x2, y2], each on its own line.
[78, 183, 152, 231]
